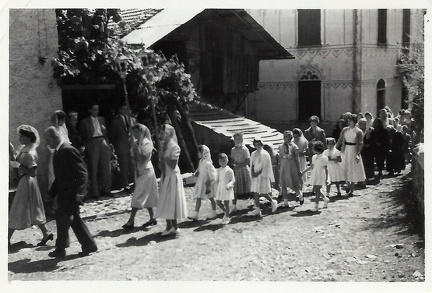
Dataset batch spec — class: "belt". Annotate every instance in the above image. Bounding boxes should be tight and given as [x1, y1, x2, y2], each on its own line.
[345, 141, 356, 145]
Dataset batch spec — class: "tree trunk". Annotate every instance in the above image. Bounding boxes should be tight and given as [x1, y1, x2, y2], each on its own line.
[167, 105, 195, 173]
[173, 100, 199, 165]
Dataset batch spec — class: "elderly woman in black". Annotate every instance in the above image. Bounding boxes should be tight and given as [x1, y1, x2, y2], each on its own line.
[372, 118, 390, 180]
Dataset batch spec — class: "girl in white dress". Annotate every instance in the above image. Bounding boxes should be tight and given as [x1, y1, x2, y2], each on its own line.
[250, 137, 278, 217]
[156, 124, 188, 236]
[122, 124, 158, 229]
[302, 141, 330, 211]
[214, 153, 235, 224]
[188, 145, 218, 221]
[323, 138, 345, 196]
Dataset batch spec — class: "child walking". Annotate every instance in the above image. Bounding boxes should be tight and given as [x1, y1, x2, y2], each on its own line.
[250, 137, 278, 217]
[189, 145, 218, 220]
[215, 153, 235, 224]
[323, 138, 345, 196]
[302, 141, 330, 211]
[230, 132, 251, 212]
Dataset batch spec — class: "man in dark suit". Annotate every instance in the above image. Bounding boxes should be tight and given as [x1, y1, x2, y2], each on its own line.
[79, 103, 112, 198]
[110, 103, 136, 192]
[44, 126, 97, 258]
[304, 115, 327, 162]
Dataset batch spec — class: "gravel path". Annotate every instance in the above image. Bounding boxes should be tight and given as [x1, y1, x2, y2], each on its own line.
[8, 166, 425, 285]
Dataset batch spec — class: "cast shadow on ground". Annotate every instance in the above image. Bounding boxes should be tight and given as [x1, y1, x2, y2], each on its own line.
[360, 173, 424, 237]
[193, 223, 224, 232]
[8, 241, 35, 254]
[8, 252, 86, 274]
[290, 210, 321, 217]
[94, 227, 139, 238]
[116, 233, 175, 248]
[178, 219, 209, 229]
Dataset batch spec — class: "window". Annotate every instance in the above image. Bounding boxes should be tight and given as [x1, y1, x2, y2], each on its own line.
[376, 79, 386, 115]
[377, 9, 387, 45]
[298, 9, 321, 47]
[402, 9, 411, 46]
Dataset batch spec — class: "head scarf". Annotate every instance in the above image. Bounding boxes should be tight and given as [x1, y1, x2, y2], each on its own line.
[163, 124, 178, 144]
[135, 123, 154, 155]
[17, 124, 40, 149]
[200, 145, 212, 163]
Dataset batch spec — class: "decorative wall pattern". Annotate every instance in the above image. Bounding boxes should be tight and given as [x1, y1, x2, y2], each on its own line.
[289, 46, 399, 60]
[258, 82, 297, 90]
[323, 81, 353, 89]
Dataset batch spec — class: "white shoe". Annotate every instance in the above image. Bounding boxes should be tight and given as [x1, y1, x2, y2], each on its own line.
[271, 200, 278, 213]
[222, 217, 231, 225]
[161, 229, 171, 236]
[252, 208, 262, 217]
[171, 228, 180, 235]
[188, 211, 198, 221]
[312, 203, 319, 212]
[323, 197, 330, 208]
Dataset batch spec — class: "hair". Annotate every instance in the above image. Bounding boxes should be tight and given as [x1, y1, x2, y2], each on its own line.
[88, 102, 100, 109]
[326, 137, 336, 146]
[402, 125, 408, 131]
[68, 111, 78, 118]
[218, 153, 228, 160]
[233, 132, 243, 139]
[55, 110, 67, 121]
[312, 141, 325, 153]
[19, 129, 37, 143]
[379, 109, 388, 116]
[309, 115, 320, 123]
[347, 113, 358, 124]
[197, 145, 204, 153]
[119, 103, 128, 109]
[398, 109, 406, 116]
[263, 144, 274, 156]
[283, 130, 293, 137]
[44, 126, 61, 140]
[393, 117, 400, 123]
[253, 138, 263, 146]
[404, 110, 411, 115]
[364, 112, 373, 119]
[358, 112, 364, 118]
[292, 128, 303, 136]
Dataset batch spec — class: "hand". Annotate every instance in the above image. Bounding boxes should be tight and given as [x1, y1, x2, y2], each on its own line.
[226, 184, 233, 190]
[205, 180, 211, 189]
[355, 154, 360, 163]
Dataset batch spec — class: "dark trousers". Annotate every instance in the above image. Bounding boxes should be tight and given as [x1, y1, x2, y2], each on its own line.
[117, 151, 134, 188]
[55, 205, 97, 251]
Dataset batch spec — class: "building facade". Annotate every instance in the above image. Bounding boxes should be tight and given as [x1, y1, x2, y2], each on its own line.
[9, 9, 62, 194]
[245, 9, 424, 133]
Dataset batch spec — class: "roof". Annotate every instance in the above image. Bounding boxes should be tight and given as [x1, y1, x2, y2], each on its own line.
[188, 100, 284, 150]
[121, 8, 293, 60]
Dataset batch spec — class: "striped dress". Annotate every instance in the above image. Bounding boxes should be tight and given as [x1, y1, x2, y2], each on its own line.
[230, 145, 251, 195]
[342, 128, 366, 183]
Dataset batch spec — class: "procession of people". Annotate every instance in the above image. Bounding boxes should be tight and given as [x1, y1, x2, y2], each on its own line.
[8, 102, 417, 259]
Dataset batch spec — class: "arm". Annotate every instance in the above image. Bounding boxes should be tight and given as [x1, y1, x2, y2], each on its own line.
[226, 169, 235, 189]
[324, 165, 329, 183]
[331, 155, 342, 163]
[66, 147, 88, 199]
[302, 164, 314, 174]
[292, 147, 302, 179]
[356, 128, 364, 155]
[335, 128, 345, 149]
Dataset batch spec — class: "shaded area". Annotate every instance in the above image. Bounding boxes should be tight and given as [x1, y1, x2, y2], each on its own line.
[360, 173, 424, 237]
[291, 210, 321, 217]
[116, 233, 175, 248]
[8, 241, 35, 254]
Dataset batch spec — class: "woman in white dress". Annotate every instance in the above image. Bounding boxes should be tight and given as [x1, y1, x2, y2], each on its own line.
[122, 124, 159, 229]
[214, 153, 235, 224]
[9, 125, 53, 246]
[336, 114, 366, 196]
[250, 137, 277, 217]
[48, 110, 71, 190]
[292, 128, 309, 185]
[156, 124, 188, 236]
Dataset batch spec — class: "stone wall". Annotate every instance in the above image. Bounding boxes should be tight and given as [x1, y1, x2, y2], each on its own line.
[9, 9, 62, 195]
[411, 151, 424, 221]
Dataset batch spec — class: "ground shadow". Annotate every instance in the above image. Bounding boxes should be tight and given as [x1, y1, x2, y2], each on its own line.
[116, 233, 176, 248]
[290, 210, 321, 217]
[8, 241, 35, 254]
[360, 173, 424, 237]
[193, 223, 224, 232]
[178, 219, 209, 229]
[94, 227, 138, 238]
[8, 257, 67, 273]
[228, 214, 264, 224]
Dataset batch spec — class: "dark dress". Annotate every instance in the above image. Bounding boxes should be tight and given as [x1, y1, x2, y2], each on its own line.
[373, 128, 390, 175]
[387, 131, 405, 174]
[361, 128, 375, 179]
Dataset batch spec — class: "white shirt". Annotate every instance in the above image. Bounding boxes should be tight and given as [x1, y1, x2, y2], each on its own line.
[90, 116, 103, 137]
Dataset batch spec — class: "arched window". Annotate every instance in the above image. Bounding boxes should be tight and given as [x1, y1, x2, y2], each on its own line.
[376, 79, 386, 115]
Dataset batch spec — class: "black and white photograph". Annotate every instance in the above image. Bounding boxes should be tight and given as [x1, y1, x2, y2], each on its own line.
[4, 0, 430, 291]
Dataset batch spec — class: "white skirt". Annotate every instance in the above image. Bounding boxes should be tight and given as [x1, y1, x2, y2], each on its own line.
[251, 175, 272, 194]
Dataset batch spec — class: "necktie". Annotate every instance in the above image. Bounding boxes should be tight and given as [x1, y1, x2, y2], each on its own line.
[124, 116, 129, 131]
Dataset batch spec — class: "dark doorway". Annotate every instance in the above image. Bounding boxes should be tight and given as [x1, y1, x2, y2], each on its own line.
[298, 80, 321, 121]
[376, 79, 386, 115]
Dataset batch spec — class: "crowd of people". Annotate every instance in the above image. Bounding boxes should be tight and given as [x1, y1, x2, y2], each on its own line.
[8, 102, 418, 259]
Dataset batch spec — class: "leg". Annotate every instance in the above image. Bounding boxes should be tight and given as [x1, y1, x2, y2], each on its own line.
[70, 208, 97, 252]
[86, 140, 100, 196]
[165, 219, 173, 231]
[195, 198, 202, 212]
[117, 151, 130, 189]
[99, 140, 112, 194]
[209, 197, 217, 211]
[172, 219, 178, 230]
[216, 200, 226, 212]
[281, 186, 289, 207]
[55, 210, 73, 250]
[147, 208, 155, 220]
[253, 193, 260, 209]
[335, 183, 341, 194]
[126, 208, 138, 225]
[224, 200, 230, 218]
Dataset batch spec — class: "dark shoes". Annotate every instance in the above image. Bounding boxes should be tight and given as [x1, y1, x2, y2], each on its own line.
[78, 246, 98, 257]
[142, 218, 157, 228]
[37, 233, 54, 246]
[48, 249, 66, 259]
[122, 222, 134, 230]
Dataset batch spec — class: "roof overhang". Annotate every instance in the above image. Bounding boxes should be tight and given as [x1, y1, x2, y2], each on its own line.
[122, 8, 294, 60]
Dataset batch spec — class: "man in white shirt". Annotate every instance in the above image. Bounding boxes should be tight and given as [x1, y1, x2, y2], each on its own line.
[79, 103, 112, 199]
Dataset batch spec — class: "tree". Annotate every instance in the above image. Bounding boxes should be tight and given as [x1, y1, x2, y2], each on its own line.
[52, 9, 198, 171]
